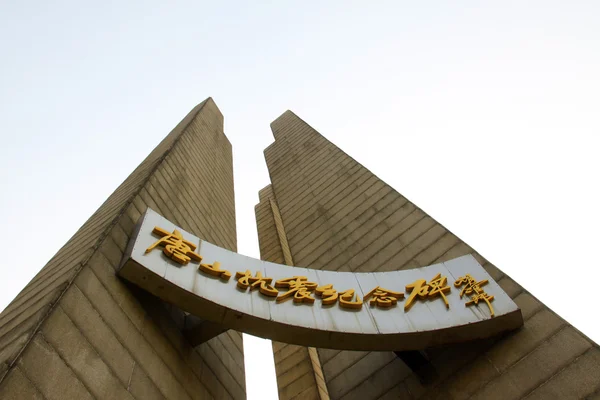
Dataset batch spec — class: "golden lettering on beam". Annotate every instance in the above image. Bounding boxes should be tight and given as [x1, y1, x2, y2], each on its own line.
[145, 226, 202, 265]
[454, 274, 495, 317]
[404, 273, 451, 311]
[364, 286, 404, 308]
[198, 261, 232, 281]
[275, 276, 318, 304]
[144, 227, 500, 318]
[315, 285, 364, 309]
[339, 289, 363, 309]
[235, 270, 279, 297]
[316, 284, 338, 305]
[118, 208, 527, 352]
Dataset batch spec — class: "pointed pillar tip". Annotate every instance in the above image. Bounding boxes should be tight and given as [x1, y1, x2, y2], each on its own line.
[196, 97, 224, 128]
[270, 110, 304, 141]
[271, 110, 298, 125]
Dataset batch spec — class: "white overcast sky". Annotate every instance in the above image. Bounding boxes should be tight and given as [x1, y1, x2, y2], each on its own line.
[1, 2, 599, 399]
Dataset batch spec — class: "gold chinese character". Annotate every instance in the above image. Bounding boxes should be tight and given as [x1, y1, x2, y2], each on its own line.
[275, 276, 318, 304]
[404, 273, 451, 311]
[364, 286, 404, 308]
[315, 285, 363, 309]
[316, 284, 338, 305]
[454, 274, 495, 317]
[199, 261, 231, 281]
[145, 226, 201, 265]
[339, 289, 363, 310]
[235, 270, 278, 297]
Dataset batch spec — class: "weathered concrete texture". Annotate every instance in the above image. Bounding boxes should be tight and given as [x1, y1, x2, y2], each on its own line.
[257, 186, 325, 399]
[271, 342, 320, 399]
[0, 98, 246, 399]
[256, 110, 600, 399]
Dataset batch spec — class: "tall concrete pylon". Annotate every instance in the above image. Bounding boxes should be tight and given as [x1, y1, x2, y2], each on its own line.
[256, 110, 600, 400]
[0, 98, 246, 399]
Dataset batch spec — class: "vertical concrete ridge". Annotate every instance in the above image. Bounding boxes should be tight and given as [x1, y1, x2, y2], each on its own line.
[308, 347, 331, 400]
[258, 190, 331, 400]
[269, 198, 294, 267]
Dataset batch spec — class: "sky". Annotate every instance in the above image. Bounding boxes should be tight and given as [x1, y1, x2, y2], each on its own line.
[1, 1, 599, 399]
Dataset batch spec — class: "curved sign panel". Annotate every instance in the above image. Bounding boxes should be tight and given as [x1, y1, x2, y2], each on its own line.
[118, 208, 523, 351]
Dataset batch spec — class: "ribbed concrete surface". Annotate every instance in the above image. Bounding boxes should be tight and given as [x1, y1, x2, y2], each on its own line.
[256, 110, 600, 400]
[0, 98, 246, 399]
[256, 184, 323, 400]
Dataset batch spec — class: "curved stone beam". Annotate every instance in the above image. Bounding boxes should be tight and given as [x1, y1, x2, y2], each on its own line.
[118, 208, 523, 351]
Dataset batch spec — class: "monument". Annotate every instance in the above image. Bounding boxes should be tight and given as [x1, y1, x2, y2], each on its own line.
[0, 99, 597, 400]
[255, 111, 600, 399]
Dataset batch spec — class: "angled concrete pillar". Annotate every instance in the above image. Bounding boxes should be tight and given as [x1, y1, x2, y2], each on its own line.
[0, 98, 246, 399]
[256, 110, 600, 400]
